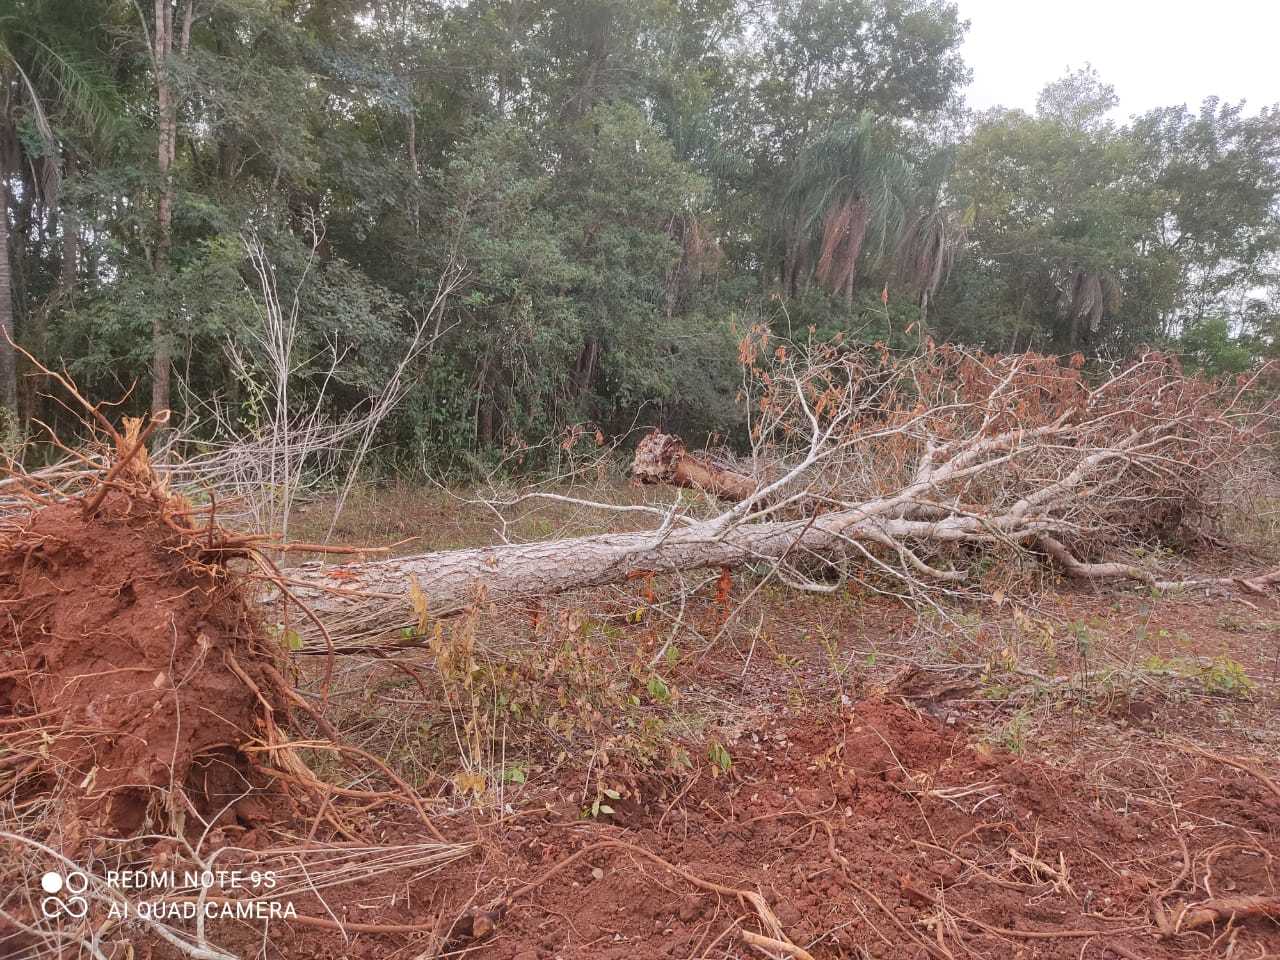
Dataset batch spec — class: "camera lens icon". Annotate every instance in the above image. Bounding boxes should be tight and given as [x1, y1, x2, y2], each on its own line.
[39, 870, 89, 920]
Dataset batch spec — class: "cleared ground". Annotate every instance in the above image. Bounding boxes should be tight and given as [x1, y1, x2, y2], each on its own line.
[209, 481, 1280, 960]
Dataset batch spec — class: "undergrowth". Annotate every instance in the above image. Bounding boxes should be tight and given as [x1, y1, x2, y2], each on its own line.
[311, 597, 717, 812]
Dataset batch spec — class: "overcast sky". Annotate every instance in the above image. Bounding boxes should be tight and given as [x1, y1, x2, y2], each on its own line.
[956, 0, 1280, 117]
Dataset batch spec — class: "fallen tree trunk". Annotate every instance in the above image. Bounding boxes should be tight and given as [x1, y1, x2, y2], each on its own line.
[223, 349, 1280, 648]
[284, 508, 948, 647]
[283, 502, 1280, 651]
[631, 431, 757, 501]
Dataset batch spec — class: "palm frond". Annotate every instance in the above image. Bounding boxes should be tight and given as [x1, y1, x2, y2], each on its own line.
[23, 32, 123, 142]
[779, 112, 915, 296]
[1065, 269, 1121, 334]
[894, 205, 969, 296]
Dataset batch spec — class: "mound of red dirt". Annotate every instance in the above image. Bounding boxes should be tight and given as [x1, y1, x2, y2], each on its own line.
[0, 492, 287, 846]
[230, 699, 1274, 960]
[459, 701, 1280, 959]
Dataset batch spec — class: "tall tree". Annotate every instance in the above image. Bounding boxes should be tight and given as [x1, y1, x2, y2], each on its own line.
[944, 71, 1155, 353]
[1132, 99, 1280, 332]
[0, 0, 121, 423]
[775, 113, 912, 301]
[147, 0, 194, 418]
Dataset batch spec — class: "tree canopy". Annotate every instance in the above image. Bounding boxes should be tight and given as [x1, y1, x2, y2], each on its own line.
[2, 0, 1277, 460]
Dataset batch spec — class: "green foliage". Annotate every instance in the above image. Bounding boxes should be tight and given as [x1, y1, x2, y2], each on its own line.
[707, 739, 733, 774]
[1199, 655, 1254, 697]
[989, 708, 1032, 756]
[1141, 652, 1255, 698]
[1177, 318, 1255, 376]
[942, 73, 1280, 358]
[2, 1, 1279, 462]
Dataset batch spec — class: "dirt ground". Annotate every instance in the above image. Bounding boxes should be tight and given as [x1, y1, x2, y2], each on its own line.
[4, 483, 1280, 960]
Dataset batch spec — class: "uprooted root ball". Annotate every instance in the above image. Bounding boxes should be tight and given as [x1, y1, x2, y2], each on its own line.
[0, 488, 294, 850]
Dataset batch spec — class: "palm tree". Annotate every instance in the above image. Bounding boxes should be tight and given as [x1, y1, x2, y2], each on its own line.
[0, 0, 120, 423]
[1062, 268, 1121, 348]
[775, 113, 913, 304]
[893, 203, 972, 341]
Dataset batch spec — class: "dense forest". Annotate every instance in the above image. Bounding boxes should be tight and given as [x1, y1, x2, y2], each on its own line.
[2, 0, 1278, 468]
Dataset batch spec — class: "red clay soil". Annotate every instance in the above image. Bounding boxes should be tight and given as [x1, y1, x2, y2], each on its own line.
[0, 493, 286, 845]
[3, 495, 1277, 958]
[179, 699, 1280, 960]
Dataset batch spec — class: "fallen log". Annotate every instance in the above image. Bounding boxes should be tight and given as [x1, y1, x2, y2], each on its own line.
[282, 500, 1280, 652]
[284, 505, 977, 646]
[630, 431, 757, 501]
[281, 341, 1280, 651]
[47, 346, 1278, 653]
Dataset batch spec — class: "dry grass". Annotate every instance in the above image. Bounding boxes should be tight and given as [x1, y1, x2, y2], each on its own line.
[287, 475, 661, 556]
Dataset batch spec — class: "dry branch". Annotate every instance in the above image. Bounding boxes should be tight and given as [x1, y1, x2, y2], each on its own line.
[1174, 895, 1280, 932]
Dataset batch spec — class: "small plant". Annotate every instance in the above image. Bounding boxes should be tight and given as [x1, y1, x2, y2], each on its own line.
[774, 650, 802, 670]
[1214, 613, 1248, 633]
[1139, 653, 1254, 698]
[1199, 655, 1254, 697]
[583, 786, 622, 819]
[990, 708, 1033, 755]
[1013, 607, 1057, 661]
[818, 628, 854, 703]
[708, 740, 733, 775]
[646, 673, 672, 704]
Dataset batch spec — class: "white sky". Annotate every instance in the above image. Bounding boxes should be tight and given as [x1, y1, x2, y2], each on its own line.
[956, 0, 1280, 117]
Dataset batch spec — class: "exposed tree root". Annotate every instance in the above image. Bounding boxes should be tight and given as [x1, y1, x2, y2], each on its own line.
[631, 431, 758, 501]
[0, 367, 450, 956]
[1172, 895, 1280, 933]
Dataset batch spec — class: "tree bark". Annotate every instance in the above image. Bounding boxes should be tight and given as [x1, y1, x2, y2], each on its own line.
[151, 0, 193, 420]
[572, 336, 599, 401]
[60, 205, 77, 298]
[0, 174, 15, 418]
[284, 508, 895, 641]
[281, 502, 1280, 650]
[407, 109, 419, 235]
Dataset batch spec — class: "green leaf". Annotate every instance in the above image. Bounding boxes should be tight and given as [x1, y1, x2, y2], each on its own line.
[647, 674, 671, 703]
[708, 741, 733, 773]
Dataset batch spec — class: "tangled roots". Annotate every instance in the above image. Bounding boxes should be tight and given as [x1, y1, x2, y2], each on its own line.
[0, 418, 300, 851]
